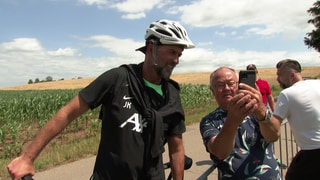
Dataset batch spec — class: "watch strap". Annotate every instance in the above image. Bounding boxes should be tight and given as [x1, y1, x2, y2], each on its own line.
[257, 109, 272, 123]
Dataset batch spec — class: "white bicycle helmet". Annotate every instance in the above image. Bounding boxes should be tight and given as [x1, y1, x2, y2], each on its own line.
[136, 19, 195, 53]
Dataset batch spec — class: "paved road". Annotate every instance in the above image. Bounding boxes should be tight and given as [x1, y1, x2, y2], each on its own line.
[32, 123, 218, 180]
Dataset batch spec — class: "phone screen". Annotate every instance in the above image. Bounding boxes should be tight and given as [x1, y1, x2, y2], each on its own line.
[239, 70, 256, 88]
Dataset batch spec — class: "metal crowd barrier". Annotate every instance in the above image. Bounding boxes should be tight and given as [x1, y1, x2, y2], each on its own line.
[275, 119, 299, 179]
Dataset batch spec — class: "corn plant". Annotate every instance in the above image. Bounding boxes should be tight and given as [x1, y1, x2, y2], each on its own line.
[0, 84, 213, 160]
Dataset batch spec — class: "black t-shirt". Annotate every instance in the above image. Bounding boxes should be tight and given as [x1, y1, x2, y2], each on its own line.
[79, 63, 186, 180]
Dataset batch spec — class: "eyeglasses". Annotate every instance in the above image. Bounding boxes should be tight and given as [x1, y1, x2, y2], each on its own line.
[276, 59, 301, 73]
[213, 81, 238, 90]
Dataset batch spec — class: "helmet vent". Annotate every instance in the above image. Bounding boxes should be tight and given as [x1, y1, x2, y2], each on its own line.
[155, 29, 172, 37]
[159, 21, 168, 25]
[169, 28, 182, 39]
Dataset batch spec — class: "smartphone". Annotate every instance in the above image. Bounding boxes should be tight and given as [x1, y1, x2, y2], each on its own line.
[239, 70, 256, 88]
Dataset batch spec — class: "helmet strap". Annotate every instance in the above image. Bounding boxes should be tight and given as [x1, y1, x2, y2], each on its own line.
[151, 39, 159, 66]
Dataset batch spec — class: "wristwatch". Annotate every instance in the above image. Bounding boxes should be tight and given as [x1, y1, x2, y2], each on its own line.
[257, 109, 272, 123]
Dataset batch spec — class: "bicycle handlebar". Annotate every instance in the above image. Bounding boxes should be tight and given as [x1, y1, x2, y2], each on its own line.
[163, 155, 193, 170]
[21, 174, 33, 180]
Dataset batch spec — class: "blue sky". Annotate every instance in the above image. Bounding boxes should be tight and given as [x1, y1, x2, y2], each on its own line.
[0, 0, 319, 87]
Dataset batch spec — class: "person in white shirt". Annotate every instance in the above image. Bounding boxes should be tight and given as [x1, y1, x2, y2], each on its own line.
[273, 59, 320, 180]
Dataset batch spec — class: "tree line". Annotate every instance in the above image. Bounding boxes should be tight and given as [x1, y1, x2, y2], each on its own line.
[28, 76, 82, 84]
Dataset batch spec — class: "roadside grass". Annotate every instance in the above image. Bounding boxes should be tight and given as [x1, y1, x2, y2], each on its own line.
[1, 135, 100, 179]
[33, 135, 100, 170]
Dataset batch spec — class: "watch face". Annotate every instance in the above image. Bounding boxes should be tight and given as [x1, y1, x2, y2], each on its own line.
[265, 110, 272, 121]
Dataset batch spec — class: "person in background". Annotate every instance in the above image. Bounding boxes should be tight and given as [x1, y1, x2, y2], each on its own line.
[7, 19, 195, 180]
[200, 67, 281, 179]
[246, 64, 276, 111]
[273, 59, 320, 180]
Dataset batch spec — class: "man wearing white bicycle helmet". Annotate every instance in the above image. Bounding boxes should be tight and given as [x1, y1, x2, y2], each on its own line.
[7, 19, 194, 180]
[136, 19, 195, 81]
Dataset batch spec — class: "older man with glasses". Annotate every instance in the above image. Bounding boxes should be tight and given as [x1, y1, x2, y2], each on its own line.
[200, 67, 281, 179]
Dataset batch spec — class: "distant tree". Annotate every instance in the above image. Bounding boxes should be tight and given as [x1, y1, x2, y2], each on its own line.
[28, 79, 33, 84]
[35, 78, 40, 83]
[46, 76, 53, 82]
[305, 1, 320, 52]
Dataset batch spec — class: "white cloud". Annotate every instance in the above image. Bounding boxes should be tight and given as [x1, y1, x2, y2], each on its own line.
[85, 35, 144, 58]
[48, 48, 80, 56]
[80, 0, 173, 19]
[122, 12, 146, 20]
[176, 0, 315, 37]
[0, 36, 145, 87]
[110, 0, 162, 13]
[197, 41, 213, 47]
[1, 0, 319, 88]
[78, 0, 108, 8]
[1, 38, 43, 52]
[175, 47, 319, 74]
[0, 34, 318, 87]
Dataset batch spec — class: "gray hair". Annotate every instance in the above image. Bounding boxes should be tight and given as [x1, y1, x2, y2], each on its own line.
[209, 67, 236, 89]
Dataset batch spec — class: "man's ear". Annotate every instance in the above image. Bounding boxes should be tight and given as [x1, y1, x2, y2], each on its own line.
[290, 71, 296, 79]
[289, 70, 298, 84]
[210, 87, 216, 96]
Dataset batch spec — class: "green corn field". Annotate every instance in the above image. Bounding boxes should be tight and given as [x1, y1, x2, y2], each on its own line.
[0, 84, 214, 168]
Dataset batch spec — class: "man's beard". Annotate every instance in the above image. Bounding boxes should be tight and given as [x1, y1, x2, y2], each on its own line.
[279, 81, 290, 89]
[154, 63, 172, 80]
[151, 42, 174, 80]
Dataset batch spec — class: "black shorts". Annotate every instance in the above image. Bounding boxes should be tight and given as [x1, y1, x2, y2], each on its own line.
[285, 148, 320, 180]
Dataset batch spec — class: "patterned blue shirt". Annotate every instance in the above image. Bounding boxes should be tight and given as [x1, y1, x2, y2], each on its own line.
[200, 108, 281, 179]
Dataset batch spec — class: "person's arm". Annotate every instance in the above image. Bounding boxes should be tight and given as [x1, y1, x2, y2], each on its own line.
[206, 118, 239, 160]
[254, 109, 281, 142]
[206, 92, 254, 160]
[167, 134, 185, 180]
[265, 81, 276, 112]
[242, 83, 280, 142]
[266, 94, 276, 112]
[7, 95, 90, 180]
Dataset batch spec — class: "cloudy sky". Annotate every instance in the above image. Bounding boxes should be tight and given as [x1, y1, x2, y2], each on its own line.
[1, 0, 319, 87]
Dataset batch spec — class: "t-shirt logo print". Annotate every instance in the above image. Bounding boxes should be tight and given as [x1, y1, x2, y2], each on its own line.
[123, 95, 133, 100]
[123, 95, 134, 109]
[119, 113, 147, 133]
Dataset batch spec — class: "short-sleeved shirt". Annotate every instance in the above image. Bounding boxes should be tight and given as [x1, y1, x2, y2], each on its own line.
[256, 79, 272, 105]
[274, 80, 320, 150]
[200, 108, 281, 180]
[79, 63, 186, 180]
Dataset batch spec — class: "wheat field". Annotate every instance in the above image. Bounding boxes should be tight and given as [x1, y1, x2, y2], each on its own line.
[1, 66, 319, 90]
